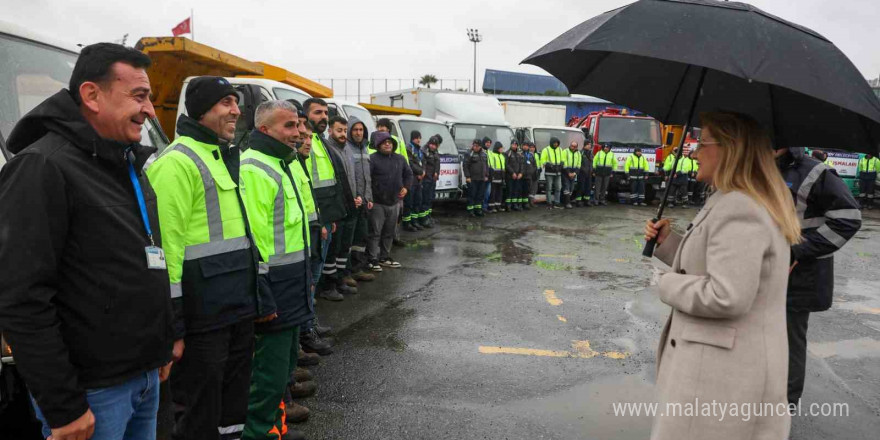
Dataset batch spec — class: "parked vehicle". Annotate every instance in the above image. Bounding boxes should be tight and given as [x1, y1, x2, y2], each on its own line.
[515, 125, 586, 190]
[383, 115, 462, 200]
[326, 98, 378, 135]
[501, 101, 566, 127]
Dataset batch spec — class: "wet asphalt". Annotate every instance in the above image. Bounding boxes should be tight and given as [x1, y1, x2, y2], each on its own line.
[297, 201, 880, 440]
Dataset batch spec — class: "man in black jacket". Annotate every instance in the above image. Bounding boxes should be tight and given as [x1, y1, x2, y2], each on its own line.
[403, 131, 425, 232]
[505, 140, 525, 211]
[464, 139, 490, 217]
[419, 135, 442, 227]
[0, 43, 174, 440]
[776, 147, 861, 407]
[368, 132, 413, 269]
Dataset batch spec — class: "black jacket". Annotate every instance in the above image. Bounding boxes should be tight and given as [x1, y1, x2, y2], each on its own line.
[246, 131, 313, 333]
[463, 149, 489, 181]
[371, 146, 413, 206]
[325, 135, 357, 217]
[407, 143, 425, 180]
[0, 90, 173, 428]
[422, 147, 441, 180]
[506, 150, 524, 177]
[311, 134, 348, 223]
[779, 148, 862, 312]
[522, 151, 539, 180]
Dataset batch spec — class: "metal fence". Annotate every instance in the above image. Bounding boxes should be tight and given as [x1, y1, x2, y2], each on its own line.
[315, 78, 472, 102]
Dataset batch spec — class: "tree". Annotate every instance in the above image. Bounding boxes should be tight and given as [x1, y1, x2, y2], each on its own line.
[419, 74, 438, 89]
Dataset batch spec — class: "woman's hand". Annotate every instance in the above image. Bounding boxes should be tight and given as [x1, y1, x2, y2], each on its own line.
[645, 219, 672, 244]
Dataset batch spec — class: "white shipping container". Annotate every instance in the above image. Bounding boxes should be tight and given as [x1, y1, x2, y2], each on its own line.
[500, 101, 566, 127]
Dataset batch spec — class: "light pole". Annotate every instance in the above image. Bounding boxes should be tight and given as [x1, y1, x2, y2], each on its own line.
[467, 28, 482, 93]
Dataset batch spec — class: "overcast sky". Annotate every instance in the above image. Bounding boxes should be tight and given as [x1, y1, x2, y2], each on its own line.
[5, 0, 880, 97]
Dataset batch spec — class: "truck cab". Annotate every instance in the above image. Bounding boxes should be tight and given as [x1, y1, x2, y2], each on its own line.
[384, 115, 463, 200]
[515, 125, 586, 188]
[577, 109, 663, 203]
[325, 99, 378, 135]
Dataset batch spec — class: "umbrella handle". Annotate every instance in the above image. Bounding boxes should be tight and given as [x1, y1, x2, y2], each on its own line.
[642, 217, 660, 257]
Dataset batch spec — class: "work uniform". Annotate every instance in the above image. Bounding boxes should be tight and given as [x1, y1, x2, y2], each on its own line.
[778, 148, 861, 405]
[463, 148, 489, 215]
[668, 156, 694, 207]
[593, 149, 617, 204]
[689, 159, 704, 205]
[624, 153, 649, 205]
[307, 133, 347, 294]
[239, 131, 312, 440]
[523, 149, 539, 205]
[577, 148, 593, 205]
[857, 155, 879, 208]
[561, 147, 582, 208]
[420, 146, 441, 225]
[540, 145, 564, 206]
[505, 149, 526, 209]
[148, 114, 258, 440]
[404, 142, 425, 226]
[488, 149, 507, 211]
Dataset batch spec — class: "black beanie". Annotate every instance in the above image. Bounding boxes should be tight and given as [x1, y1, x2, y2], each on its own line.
[185, 76, 237, 121]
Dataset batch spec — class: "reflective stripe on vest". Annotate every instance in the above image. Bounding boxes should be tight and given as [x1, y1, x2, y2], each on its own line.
[596, 151, 615, 167]
[859, 158, 878, 173]
[240, 158, 308, 267]
[309, 134, 338, 188]
[171, 144, 251, 261]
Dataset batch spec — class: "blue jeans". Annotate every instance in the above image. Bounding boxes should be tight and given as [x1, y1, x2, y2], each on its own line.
[302, 222, 332, 332]
[32, 369, 160, 440]
[483, 181, 491, 211]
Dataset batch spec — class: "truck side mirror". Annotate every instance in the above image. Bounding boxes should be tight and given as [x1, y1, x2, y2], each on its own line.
[232, 84, 263, 148]
[665, 131, 675, 146]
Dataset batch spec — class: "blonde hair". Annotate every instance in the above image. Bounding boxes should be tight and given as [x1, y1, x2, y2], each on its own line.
[700, 112, 801, 244]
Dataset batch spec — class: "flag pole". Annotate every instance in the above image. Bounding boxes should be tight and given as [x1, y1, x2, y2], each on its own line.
[190, 9, 194, 41]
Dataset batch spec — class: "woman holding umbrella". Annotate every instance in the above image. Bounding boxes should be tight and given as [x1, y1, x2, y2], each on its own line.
[644, 111, 800, 439]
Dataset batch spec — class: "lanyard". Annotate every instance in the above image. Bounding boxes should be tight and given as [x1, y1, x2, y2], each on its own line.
[127, 154, 155, 246]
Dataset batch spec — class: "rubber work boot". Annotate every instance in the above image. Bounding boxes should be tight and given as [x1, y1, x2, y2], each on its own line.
[285, 401, 310, 424]
[297, 349, 320, 366]
[289, 380, 317, 399]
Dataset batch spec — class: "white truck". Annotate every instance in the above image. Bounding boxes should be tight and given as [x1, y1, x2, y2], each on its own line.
[501, 101, 566, 127]
[381, 115, 462, 200]
[325, 98, 377, 135]
[514, 125, 586, 189]
[370, 88, 515, 153]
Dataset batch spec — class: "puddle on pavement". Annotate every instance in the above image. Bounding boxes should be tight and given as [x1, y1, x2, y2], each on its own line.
[809, 337, 880, 359]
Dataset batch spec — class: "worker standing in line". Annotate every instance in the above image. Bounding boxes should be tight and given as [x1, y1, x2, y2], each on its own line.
[522, 142, 538, 209]
[668, 150, 694, 208]
[624, 148, 650, 206]
[321, 115, 358, 301]
[418, 135, 442, 227]
[541, 137, 564, 209]
[464, 139, 489, 217]
[370, 118, 408, 160]
[239, 101, 313, 440]
[341, 117, 377, 280]
[686, 150, 698, 205]
[593, 144, 617, 206]
[577, 142, 594, 207]
[505, 139, 526, 211]
[148, 76, 260, 440]
[561, 141, 582, 209]
[488, 142, 507, 213]
[482, 137, 494, 212]
[857, 153, 879, 209]
[403, 131, 425, 230]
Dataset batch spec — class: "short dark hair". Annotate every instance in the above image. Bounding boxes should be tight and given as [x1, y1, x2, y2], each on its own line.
[69, 43, 151, 105]
[303, 97, 328, 113]
[329, 115, 348, 128]
[410, 130, 421, 140]
[377, 118, 392, 130]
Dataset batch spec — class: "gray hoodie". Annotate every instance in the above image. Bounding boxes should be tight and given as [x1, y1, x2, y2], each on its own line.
[343, 116, 373, 203]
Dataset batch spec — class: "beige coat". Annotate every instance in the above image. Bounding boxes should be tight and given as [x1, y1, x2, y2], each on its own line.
[651, 190, 791, 440]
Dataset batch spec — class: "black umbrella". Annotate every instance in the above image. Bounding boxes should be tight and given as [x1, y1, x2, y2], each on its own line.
[522, 0, 880, 256]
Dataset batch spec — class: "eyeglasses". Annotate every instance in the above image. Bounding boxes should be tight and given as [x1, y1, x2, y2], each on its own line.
[692, 140, 720, 153]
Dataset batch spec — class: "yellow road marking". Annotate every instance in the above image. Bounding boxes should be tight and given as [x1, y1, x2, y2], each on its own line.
[856, 306, 880, 315]
[544, 289, 562, 306]
[479, 340, 629, 360]
[557, 315, 567, 322]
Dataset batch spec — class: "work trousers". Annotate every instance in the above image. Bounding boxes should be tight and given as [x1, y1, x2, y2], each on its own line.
[419, 177, 436, 220]
[403, 179, 423, 223]
[527, 177, 538, 201]
[368, 202, 401, 261]
[595, 175, 611, 203]
[786, 310, 810, 406]
[490, 181, 504, 209]
[545, 173, 562, 205]
[467, 180, 486, 213]
[171, 320, 255, 440]
[506, 178, 525, 205]
[859, 173, 876, 207]
[242, 328, 300, 440]
[320, 217, 348, 291]
[562, 174, 576, 198]
[576, 170, 592, 202]
[350, 205, 370, 274]
[328, 212, 358, 282]
[630, 177, 646, 204]
[483, 179, 491, 211]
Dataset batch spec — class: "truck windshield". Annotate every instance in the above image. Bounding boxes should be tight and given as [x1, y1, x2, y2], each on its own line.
[452, 124, 515, 152]
[533, 129, 585, 152]
[343, 105, 377, 136]
[0, 33, 78, 167]
[399, 120, 458, 156]
[598, 117, 661, 146]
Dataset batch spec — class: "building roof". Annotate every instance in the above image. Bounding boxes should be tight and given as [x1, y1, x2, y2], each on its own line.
[491, 94, 611, 104]
[482, 69, 569, 95]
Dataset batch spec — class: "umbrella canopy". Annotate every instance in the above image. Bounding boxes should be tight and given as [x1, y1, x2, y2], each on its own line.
[523, 0, 880, 154]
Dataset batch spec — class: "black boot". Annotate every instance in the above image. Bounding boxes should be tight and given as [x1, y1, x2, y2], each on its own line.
[300, 328, 333, 355]
[403, 221, 418, 232]
[564, 194, 573, 209]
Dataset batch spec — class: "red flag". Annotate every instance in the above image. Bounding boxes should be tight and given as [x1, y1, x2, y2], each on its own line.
[172, 18, 191, 36]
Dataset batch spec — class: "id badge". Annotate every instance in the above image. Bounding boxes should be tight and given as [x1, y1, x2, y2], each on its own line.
[145, 246, 167, 270]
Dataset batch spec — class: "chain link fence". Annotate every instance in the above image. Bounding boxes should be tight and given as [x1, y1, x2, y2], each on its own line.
[315, 78, 472, 102]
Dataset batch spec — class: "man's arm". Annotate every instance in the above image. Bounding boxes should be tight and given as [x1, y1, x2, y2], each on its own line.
[401, 155, 414, 189]
[792, 169, 862, 261]
[0, 153, 90, 428]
